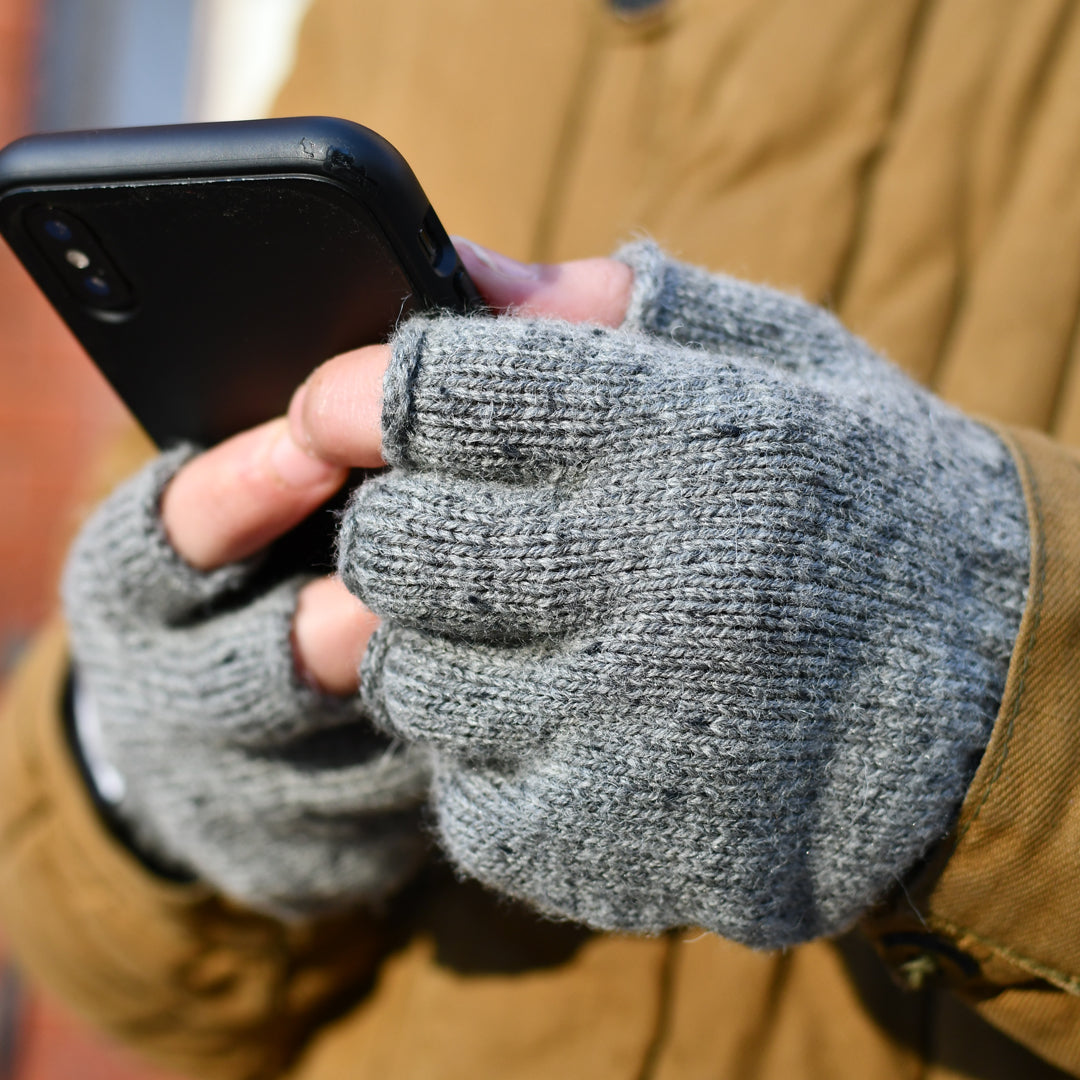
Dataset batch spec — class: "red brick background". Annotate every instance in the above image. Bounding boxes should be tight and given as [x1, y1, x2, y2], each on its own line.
[0, 2, 170, 1077]
[0, 0, 127, 676]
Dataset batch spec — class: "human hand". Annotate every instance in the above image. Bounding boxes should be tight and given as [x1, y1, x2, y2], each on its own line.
[157, 239, 635, 696]
[59, 240, 633, 916]
[294, 242, 1029, 946]
[62, 412, 421, 919]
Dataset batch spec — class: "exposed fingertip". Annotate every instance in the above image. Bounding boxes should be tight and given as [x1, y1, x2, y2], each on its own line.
[267, 417, 345, 490]
[452, 242, 632, 325]
[293, 346, 389, 467]
[563, 257, 633, 327]
[292, 576, 377, 697]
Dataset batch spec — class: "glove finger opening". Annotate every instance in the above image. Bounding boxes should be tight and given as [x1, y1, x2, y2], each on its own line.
[63, 446, 258, 628]
[339, 472, 603, 644]
[383, 314, 662, 483]
[360, 623, 565, 764]
[616, 240, 872, 382]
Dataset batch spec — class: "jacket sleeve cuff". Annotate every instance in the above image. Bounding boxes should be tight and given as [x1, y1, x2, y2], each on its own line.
[861, 424, 1080, 1075]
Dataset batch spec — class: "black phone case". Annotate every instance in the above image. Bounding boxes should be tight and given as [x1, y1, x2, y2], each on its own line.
[0, 116, 481, 448]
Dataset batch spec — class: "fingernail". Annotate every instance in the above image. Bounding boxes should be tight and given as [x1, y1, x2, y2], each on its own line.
[268, 420, 340, 488]
[452, 236, 541, 280]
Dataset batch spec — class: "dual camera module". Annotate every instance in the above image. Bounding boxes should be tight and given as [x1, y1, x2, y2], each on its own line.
[28, 206, 134, 315]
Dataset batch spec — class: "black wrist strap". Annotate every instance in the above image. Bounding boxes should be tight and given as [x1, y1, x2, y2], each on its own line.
[61, 668, 195, 884]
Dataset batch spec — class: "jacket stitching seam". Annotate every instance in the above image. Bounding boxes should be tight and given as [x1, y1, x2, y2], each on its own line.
[952, 434, 1044, 847]
[633, 930, 679, 1080]
[529, 7, 603, 261]
[830, 0, 936, 315]
[930, 916, 1080, 995]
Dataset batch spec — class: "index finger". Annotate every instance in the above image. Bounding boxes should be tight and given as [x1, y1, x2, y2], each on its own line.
[288, 243, 635, 470]
[161, 417, 348, 571]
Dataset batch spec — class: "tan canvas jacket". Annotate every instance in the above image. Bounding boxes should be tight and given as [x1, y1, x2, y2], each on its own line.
[4, 1, 1080, 1077]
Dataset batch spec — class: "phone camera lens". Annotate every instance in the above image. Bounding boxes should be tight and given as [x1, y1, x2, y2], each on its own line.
[43, 218, 73, 242]
[83, 274, 111, 298]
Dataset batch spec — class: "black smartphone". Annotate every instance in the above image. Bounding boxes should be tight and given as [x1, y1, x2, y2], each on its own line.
[0, 116, 481, 449]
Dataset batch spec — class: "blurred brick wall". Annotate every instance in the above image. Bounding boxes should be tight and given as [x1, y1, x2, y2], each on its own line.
[0, 2, 171, 1078]
[0, 0, 128, 680]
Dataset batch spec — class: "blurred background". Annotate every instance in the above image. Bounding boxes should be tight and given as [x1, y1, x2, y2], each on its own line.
[0, 2, 312, 1075]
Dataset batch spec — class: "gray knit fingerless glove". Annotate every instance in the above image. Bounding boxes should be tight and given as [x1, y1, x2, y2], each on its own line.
[61, 447, 429, 918]
[339, 248, 1029, 948]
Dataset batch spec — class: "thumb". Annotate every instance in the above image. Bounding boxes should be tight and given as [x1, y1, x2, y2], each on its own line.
[453, 237, 632, 328]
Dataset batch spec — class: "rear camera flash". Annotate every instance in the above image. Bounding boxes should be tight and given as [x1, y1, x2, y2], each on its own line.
[65, 249, 91, 269]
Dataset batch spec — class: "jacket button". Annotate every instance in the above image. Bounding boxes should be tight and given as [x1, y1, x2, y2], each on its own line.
[608, 0, 669, 17]
[898, 952, 939, 990]
[878, 931, 980, 989]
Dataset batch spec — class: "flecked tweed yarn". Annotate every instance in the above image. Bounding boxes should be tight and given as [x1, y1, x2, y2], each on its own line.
[62, 447, 430, 918]
[342, 245, 1029, 947]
